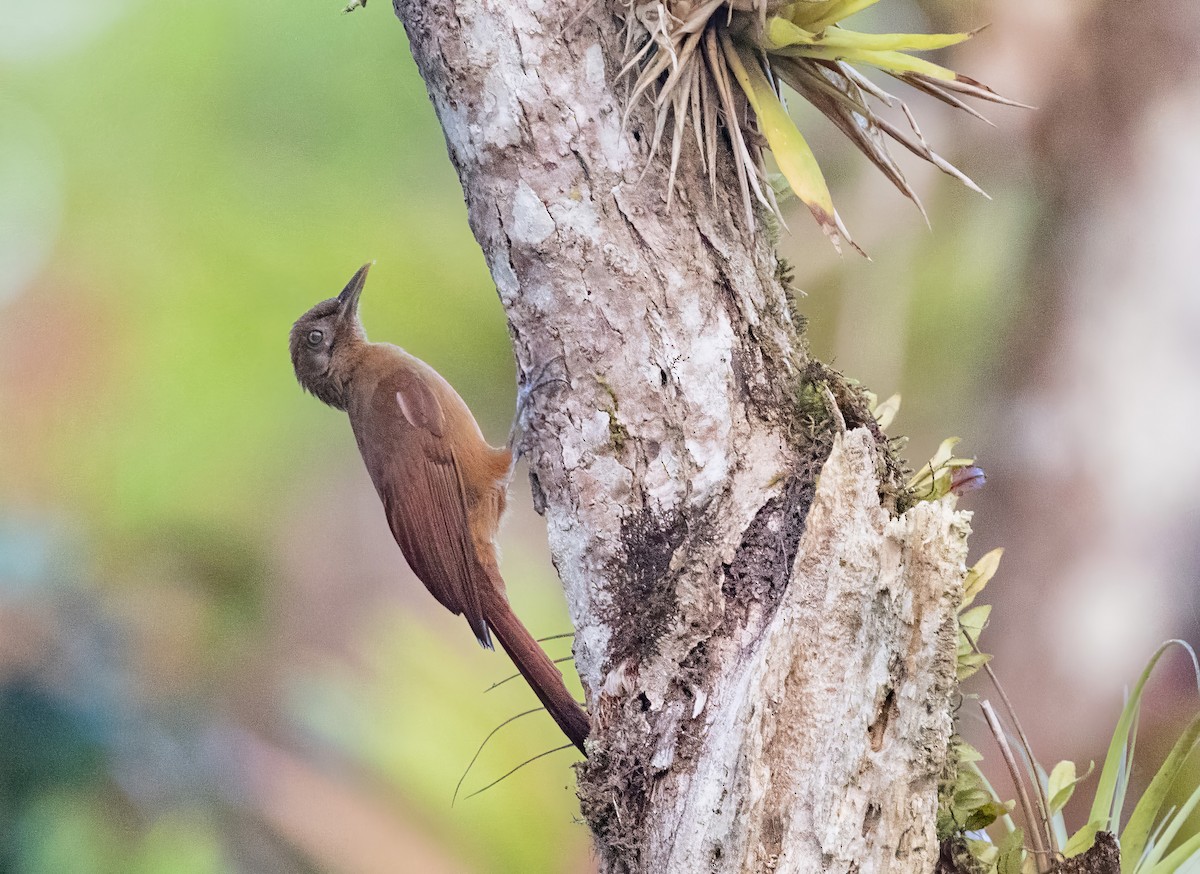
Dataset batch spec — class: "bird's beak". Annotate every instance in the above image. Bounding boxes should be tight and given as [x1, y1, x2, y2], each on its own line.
[337, 261, 373, 319]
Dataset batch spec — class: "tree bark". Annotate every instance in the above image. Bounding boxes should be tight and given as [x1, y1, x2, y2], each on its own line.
[390, 1, 971, 871]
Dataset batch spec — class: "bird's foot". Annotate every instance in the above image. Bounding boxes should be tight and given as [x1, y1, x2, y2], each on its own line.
[342, 0, 366, 13]
[508, 356, 568, 457]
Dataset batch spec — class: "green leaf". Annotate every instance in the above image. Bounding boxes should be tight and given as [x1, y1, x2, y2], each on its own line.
[790, 0, 885, 32]
[963, 800, 1008, 831]
[775, 44, 960, 80]
[957, 652, 992, 681]
[961, 548, 1004, 611]
[1064, 822, 1100, 858]
[818, 27, 971, 53]
[959, 605, 992, 644]
[1048, 760, 1095, 815]
[1137, 780, 1200, 874]
[721, 37, 850, 251]
[1146, 826, 1200, 874]
[1113, 706, 1138, 838]
[907, 437, 978, 500]
[965, 838, 1000, 868]
[764, 17, 818, 49]
[966, 761, 1018, 834]
[1089, 642, 1200, 832]
[996, 826, 1026, 874]
[765, 19, 971, 53]
[955, 787, 996, 809]
[1048, 761, 1077, 814]
[957, 740, 985, 764]
[1121, 711, 1200, 873]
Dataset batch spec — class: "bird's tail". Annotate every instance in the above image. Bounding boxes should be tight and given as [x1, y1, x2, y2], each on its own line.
[481, 582, 590, 754]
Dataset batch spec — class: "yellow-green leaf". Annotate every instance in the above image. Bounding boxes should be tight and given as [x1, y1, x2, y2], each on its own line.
[1047, 760, 1095, 815]
[1089, 641, 1199, 831]
[765, 17, 818, 50]
[766, 20, 971, 53]
[908, 437, 961, 491]
[957, 652, 991, 681]
[956, 740, 984, 764]
[908, 436, 978, 501]
[996, 827, 1026, 874]
[820, 28, 971, 53]
[1143, 793, 1200, 874]
[1120, 711, 1200, 873]
[789, 0, 884, 32]
[777, 45, 958, 81]
[963, 800, 1007, 832]
[1064, 822, 1100, 858]
[721, 37, 849, 251]
[961, 548, 1003, 610]
[965, 838, 1000, 868]
[959, 605, 992, 643]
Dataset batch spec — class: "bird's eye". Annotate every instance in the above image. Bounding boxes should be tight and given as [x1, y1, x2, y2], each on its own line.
[307, 329, 324, 347]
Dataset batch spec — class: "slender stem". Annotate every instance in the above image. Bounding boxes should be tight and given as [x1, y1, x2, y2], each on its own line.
[982, 699, 1050, 873]
[974, 638, 1054, 844]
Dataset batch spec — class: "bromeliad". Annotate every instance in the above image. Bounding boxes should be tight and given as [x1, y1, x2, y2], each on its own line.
[621, 0, 1030, 252]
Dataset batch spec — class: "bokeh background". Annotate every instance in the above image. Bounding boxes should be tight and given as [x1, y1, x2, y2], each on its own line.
[1, 0, 1197, 871]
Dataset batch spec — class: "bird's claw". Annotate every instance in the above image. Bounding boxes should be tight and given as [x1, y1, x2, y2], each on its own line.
[508, 356, 569, 457]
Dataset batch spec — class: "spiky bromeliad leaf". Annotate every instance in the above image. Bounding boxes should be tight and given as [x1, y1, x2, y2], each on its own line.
[721, 34, 858, 253]
[620, 0, 1029, 251]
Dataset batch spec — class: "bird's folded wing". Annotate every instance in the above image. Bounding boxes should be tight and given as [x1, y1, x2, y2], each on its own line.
[359, 378, 491, 647]
[393, 366, 446, 438]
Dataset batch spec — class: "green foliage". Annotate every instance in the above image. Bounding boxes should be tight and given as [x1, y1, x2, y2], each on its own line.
[956, 549, 1000, 681]
[1047, 760, 1093, 817]
[993, 826, 1027, 874]
[1051, 641, 1200, 871]
[938, 548, 1011, 864]
[938, 536, 1200, 874]
[907, 437, 979, 502]
[1121, 714, 1200, 872]
[939, 736, 1011, 840]
[960, 639, 1200, 874]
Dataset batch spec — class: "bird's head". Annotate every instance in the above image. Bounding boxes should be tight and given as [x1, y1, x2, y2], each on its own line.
[290, 262, 372, 410]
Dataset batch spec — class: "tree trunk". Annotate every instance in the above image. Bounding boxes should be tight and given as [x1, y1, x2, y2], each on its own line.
[390, 1, 972, 871]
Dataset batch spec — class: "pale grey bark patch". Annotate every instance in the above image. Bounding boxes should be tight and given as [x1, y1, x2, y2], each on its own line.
[586, 430, 967, 873]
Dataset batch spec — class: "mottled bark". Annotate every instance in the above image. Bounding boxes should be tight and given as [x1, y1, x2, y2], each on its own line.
[389, 0, 971, 870]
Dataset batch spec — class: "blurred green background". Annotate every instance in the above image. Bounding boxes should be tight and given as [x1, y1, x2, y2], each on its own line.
[1, 0, 1197, 871]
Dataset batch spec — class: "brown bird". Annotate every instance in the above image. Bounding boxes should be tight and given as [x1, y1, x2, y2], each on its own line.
[289, 263, 589, 752]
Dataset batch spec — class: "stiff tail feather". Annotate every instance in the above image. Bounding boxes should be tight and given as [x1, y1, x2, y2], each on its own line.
[481, 583, 590, 754]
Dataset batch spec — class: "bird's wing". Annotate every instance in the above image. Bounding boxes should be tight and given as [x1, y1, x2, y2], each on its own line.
[359, 373, 491, 647]
[392, 367, 446, 438]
